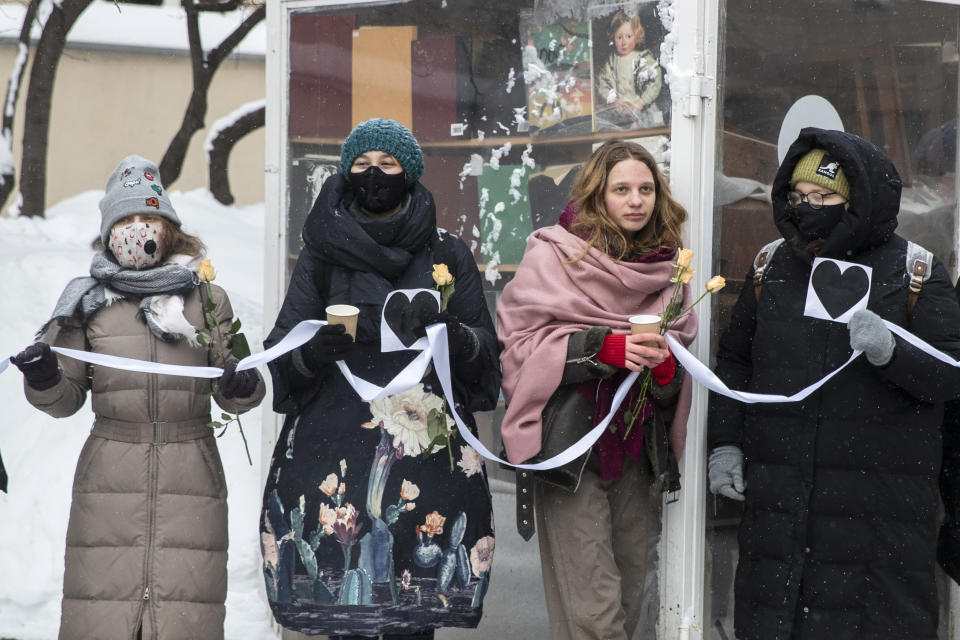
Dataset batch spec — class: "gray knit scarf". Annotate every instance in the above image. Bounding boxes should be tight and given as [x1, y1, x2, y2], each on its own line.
[40, 251, 199, 342]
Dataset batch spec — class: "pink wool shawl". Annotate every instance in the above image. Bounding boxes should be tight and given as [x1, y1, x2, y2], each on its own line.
[497, 225, 698, 464]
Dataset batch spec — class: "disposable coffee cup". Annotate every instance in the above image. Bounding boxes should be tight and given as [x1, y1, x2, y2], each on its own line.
[629, 314, 661, 346]
[326, 304, 359, 339]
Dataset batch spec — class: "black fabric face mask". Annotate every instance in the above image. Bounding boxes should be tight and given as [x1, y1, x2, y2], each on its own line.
[349, 166, 408, 214]
[792, 202, 845, 242]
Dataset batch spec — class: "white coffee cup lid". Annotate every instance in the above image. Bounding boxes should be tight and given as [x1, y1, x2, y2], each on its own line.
[326, 304, 360, 316]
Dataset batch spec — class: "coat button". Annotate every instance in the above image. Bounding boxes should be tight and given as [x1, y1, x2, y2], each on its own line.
[803, 607, 809, 614]
[804, 547, 810, 553]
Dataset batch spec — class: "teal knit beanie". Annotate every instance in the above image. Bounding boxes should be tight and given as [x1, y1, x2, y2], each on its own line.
[340, 118, 424, 186]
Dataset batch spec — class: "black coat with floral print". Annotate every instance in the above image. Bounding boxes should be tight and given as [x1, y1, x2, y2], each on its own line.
[260, 175, 500, 637]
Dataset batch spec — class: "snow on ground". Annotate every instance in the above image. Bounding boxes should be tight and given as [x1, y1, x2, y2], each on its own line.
[0, 189, 274, 639]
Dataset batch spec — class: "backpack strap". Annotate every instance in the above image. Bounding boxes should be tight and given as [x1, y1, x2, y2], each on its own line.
[906, 240, 933, 314]
[752, 238, 785, 301]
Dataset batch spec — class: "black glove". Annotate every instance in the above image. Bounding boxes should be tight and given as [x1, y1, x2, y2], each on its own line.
[301, 323, 356, 369]
[412, 312, 478, 360]
[10, 342, 61, 391]
[218, 360, 259, 399]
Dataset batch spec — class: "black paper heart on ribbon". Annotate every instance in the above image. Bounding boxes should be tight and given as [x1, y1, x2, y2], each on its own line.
[383, 291, 440, 348]
[810, 260, 870, 319]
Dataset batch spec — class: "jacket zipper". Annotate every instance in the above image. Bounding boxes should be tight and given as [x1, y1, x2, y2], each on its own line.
[566, 352, 602, 367]
[135, 331, 160, 640]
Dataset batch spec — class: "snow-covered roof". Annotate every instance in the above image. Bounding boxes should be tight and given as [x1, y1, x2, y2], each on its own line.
[0, 1, 265, 58]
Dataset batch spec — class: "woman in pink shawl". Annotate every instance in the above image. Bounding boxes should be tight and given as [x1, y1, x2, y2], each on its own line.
[497, 140, 697, 640]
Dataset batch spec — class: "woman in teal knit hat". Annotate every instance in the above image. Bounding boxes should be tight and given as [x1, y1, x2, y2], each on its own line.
[259, 118, 501, 640]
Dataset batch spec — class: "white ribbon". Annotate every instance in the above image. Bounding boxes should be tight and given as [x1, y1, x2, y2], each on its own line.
[6, 309, 956, 470]
[426, 323, 640, 471]
[665, 334, 863, 404]
[664, 317, 960, 404]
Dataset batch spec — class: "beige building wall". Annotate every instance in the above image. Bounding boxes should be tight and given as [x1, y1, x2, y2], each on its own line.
[0, 43, 265, 213]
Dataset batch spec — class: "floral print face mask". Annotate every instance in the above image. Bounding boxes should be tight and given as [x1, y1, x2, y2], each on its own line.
[108, 220, 163, 270]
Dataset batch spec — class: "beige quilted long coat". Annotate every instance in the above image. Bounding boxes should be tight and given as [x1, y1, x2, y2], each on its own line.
[24, 284, 264, 640]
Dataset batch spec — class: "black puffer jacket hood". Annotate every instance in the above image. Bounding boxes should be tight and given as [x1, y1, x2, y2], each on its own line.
[773, 127, 902, 259]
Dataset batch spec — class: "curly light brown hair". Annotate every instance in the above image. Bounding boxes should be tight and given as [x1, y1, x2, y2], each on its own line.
[569, 139, 686, 260]
[160, 223, 206, 259]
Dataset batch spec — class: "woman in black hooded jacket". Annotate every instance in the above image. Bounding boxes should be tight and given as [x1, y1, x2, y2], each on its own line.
[258, 119, 500, 639]
[708, 128, 960, 640]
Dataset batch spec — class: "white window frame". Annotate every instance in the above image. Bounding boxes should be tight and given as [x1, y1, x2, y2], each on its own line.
[656, 0, 719, 638]
[262, 2, 718, 638]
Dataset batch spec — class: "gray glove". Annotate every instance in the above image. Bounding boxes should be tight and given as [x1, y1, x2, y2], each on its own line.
[708, 445, 745, 501]
[849, 308, 895, 366]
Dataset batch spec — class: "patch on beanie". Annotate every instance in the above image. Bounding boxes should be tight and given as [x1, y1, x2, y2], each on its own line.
[144, 171, 155, 181]
[151, 184, 162, 196]
[816, 154, 840, 180]
[123, 177, 141, 188]
[145, 197, 160, 209]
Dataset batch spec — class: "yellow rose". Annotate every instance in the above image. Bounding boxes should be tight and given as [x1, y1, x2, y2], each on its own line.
[432, 263, 453, 287]
[679, 268, 695, 284]
[676, 248, 694, 269]
[706, 275, 726, 293]
[197, 259, 216, 282]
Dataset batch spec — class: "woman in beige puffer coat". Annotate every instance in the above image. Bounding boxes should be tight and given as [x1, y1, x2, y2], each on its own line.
[10, 155, 265, 640]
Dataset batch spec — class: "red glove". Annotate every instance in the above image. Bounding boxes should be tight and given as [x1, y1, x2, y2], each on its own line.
[651, 352, 676, 385]
[596, 333, 676, 385]
[596, 333, 626, 368]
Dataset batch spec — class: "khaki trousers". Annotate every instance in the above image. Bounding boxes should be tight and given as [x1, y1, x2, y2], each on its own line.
[535, 456, 653, 640]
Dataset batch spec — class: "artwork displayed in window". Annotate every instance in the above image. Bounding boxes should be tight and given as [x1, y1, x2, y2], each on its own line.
[520, 17, 594, 137]
[590, 1, 670, 132]
[284, 1, 676, 291]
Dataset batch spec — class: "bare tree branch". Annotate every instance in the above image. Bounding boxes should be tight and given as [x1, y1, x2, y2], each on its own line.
[207, 5, 264, 70]
[208, 104, 264, 205]
[159, 2, 264, 187]
[20, 0, 94, 218]
[0, 0, 40, 211]
[189, 0, 242, 12]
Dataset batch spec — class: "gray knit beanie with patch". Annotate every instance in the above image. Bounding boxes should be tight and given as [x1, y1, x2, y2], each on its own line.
[99, 155, 181, 244]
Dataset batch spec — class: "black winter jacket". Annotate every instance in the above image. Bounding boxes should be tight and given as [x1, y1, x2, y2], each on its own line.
[259, 175, 501, 636]
[709, 128, 960, 640]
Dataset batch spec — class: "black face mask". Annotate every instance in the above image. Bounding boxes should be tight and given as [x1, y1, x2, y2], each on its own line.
[349, 166, 408, 214]
[791, 202, 845, 242]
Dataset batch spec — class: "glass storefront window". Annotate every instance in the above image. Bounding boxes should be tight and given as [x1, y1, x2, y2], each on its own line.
[709, 1, 960, 637]
[277, 2, 681, 635]
[284, 0, 675, 308]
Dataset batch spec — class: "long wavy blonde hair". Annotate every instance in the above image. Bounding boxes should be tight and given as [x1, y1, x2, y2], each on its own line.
[569, 140, 687, 260]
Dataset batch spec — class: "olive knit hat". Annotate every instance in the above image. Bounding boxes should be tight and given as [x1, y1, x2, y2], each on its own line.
[98, 155, 181, 244]
[339, 118, 424, 186]
[790, 148, 851, 200]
